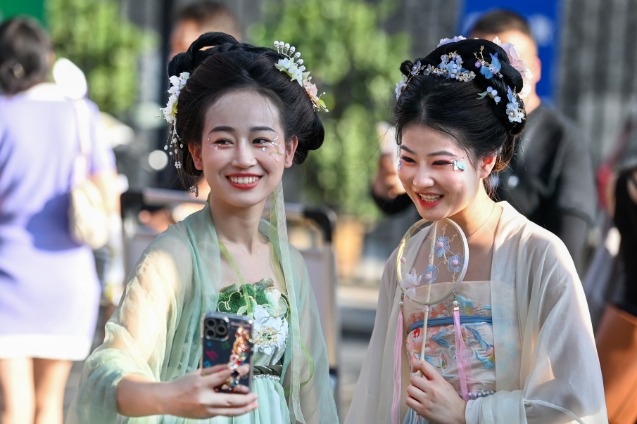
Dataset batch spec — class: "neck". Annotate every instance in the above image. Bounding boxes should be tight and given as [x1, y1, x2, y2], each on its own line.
[210, 203, 265, 251]
[451, 189, 496, 240]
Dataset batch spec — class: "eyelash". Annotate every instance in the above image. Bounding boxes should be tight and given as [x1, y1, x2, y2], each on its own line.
[209, 137, 276, 149]
[398, 156, 455, 167]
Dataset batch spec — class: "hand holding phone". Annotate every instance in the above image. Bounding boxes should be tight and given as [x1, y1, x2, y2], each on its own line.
[202, 312, 254, 392]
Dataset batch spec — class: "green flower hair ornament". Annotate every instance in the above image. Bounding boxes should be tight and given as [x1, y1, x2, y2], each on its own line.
[274, 41, 328, 112]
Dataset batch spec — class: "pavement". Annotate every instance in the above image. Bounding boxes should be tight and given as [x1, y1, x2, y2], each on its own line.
[63, 283, 379, 422]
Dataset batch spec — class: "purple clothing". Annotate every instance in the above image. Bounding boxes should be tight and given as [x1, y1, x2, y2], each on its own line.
[0, 83, 115, 359]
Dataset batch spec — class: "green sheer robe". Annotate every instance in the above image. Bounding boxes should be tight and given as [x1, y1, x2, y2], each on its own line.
[67, 198, 338, 423]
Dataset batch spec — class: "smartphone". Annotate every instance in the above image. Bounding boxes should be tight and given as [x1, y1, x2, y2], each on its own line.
[201, 311, 254, 392]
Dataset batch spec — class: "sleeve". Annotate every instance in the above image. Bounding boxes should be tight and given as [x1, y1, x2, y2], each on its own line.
[66, 231, 192, 424]
[466, 231, 607, 423]
[288, 249, 339, 424]
[345, 252, 405, 424]
[370, 188, 415, 216]
[555, 214, 589, 275]
[553, 118, 597, 271]
[554, 121, 597, 227]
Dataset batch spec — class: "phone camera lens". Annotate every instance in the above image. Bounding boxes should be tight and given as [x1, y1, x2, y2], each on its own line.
[216, 323, 228, 337]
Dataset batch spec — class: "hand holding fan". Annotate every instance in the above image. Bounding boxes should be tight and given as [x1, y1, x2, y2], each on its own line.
[396, 218, 470, 399]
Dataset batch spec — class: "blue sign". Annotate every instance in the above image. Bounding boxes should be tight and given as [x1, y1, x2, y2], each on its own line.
[459, 0, 561, 103]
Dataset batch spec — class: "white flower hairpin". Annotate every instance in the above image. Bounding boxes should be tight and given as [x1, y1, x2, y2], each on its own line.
[161, 72, 189, 125]
[274, 41, 328, 112]
[160, 71, 190, 171]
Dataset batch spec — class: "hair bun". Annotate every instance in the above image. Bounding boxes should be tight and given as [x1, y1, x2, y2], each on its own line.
[167, 32, 239, 77]
[423, 38, 524, 94]
[416, 38, 526, 132]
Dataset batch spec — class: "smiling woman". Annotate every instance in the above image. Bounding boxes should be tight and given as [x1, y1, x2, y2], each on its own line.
[67, 32, 337, 424]
[188, 90, 296, 213]
[347, 36, 607, 424]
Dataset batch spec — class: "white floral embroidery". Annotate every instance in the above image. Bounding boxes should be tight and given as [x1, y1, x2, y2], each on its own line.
[252, 303, 288, 362]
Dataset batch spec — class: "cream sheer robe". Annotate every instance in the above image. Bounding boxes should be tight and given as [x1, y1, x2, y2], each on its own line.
[67, 186, 337, 423]
[346, 202, 607, 424]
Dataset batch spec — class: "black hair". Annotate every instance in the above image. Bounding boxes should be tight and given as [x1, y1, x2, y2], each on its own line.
[394, 38, 526, 173]
[0, 17, 52, 95]
[469, 9, 534, 40]
[166, 32, 324, 189]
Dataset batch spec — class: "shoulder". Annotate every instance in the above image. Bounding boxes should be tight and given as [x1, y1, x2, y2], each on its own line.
[499, 202, 574, 270]
[135, 224, 193, 279]
[528, 104, 587, 147]
[142, 208, 214, 267]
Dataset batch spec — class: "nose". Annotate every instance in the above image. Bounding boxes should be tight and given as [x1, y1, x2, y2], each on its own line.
[232, 141, 257, 168]
[411, 164, 434, 189]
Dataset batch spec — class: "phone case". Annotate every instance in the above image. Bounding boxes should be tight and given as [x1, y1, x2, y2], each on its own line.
[201, 311, 254, 391]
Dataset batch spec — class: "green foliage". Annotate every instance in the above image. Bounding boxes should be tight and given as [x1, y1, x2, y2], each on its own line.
[47, 0, 156, 116]
[250, 0, 409, 221]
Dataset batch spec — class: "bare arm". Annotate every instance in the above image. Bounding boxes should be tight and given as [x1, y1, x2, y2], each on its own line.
[117, 365, 257, 419]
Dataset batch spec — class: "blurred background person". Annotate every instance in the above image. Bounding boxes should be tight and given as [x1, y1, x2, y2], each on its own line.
[140, 0, 242, 233]
[0, 16, 118, 424]
[595, 115, 637, 424]
[370, 8, 596, 276]
[168, 0, 241, 58]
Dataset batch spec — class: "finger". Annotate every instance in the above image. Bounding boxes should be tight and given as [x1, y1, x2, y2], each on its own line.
[221, 392, 258, 405]
[410, 358, 437, 380]
[234, 363, 250, 376]
[208, 400, 259, 417]
[405, 396, 429, 418]
[407, 383, 425, 399]
[208, 392, 258, 409]
[408, 372, 430, 392]
[201, 364, 231, 376]
[202, 368, 233, 387]
[230, 383, 251, 394]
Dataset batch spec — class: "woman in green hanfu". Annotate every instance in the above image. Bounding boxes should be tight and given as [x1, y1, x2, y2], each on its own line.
[67, 32, 336, 424]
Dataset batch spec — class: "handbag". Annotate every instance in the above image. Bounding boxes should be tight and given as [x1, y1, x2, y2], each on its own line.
[68, 99, 110, 249]
[596, 304, 637, 423]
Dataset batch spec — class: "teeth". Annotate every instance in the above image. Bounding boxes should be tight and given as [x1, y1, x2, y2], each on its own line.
[229, 176, 259, 184]
[418, 194, 441, 202]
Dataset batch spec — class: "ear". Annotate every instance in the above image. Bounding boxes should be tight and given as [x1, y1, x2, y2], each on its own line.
[284, 136, 299, 168]
[479, 153, 497, 178]
[188, 143, 203, 170]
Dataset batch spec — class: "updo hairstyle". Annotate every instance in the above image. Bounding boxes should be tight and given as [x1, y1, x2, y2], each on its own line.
[168, 32, 324, 187]
[0, 17, 53, 95]
[394, 38, 526, 173]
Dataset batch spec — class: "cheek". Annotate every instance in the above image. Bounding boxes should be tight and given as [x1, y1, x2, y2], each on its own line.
[397, 165, 412, 186]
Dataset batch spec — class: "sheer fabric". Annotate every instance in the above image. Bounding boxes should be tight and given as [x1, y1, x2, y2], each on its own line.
[214, 281, 290, 423]
[346, 202, 607, 424]
[67, 185, 337, 423]
[403, 280, 495, 396]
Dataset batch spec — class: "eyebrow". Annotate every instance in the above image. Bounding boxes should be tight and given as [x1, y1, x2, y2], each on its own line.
[208, 125, 277, 134]
[399, 145, 457, 157]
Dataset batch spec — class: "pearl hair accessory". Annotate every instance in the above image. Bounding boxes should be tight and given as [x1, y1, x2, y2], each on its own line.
[274, 41, 328, 112]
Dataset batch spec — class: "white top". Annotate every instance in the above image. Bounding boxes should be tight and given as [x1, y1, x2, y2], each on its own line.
[346, 202, 607, 424]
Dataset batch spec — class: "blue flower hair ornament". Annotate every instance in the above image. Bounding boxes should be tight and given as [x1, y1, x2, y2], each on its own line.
[395, 35, 527, 125]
